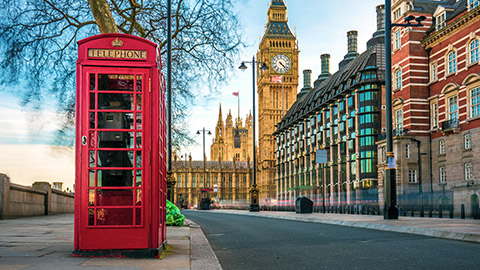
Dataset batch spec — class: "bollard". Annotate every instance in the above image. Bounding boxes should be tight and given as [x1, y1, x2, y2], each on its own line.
[428, 205, 433, 218]
[411, 205, 415, 217]
[461, 204, 465, 219]
[420, 204, 424, 217]
[449, 205, 454, 219]
[403, 206, 407, 216]
[439, 205, 443, 218]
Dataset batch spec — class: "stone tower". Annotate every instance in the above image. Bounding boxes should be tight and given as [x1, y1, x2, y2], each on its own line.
[257, 0, 299, 201]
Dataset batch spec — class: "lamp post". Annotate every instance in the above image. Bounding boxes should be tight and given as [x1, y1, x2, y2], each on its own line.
[166, 0, 175, 204]
[239, 56, 269, 212]
[196, 128, 212, 210]
[384, 0, 425, 219]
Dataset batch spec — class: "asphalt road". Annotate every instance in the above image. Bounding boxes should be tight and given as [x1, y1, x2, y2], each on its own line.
[184, 210, 480, 270]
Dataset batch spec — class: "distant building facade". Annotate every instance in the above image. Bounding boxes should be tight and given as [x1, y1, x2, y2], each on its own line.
[172, 105, 253, 208]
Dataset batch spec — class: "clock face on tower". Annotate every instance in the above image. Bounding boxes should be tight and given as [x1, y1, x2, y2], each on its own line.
[271, 54, 291, 74]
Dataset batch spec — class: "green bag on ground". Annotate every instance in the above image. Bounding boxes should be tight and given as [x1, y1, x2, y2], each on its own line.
[166, 199, 185, 226]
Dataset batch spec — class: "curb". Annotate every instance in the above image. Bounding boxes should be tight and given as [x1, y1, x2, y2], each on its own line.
[187, 219, 223, 270]
[207, 210, 480, 244]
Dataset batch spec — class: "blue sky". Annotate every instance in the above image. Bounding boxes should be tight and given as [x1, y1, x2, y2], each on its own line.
[0, 0, 383, 187]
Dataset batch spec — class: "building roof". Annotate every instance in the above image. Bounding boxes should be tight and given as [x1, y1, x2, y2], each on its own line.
[265, 21, 295, 39]
[271, 0, 286, 7]
[274, 42, 385, 134]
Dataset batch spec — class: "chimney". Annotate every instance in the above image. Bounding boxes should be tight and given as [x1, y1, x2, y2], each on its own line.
[321, 54, 330, 75]
[367, 4, 386, 49]
[339, 31, 360, 70]
[303, 69, 312, 88]
[298, 69, 312, 99]
[316, 54, 331, 85]
[347, 30, 358, 54]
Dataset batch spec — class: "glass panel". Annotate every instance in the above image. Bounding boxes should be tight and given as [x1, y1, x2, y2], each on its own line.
[97, 150, 134, 167]
[90, 93, 95, 110]
[136, 94, 142, 110]
[89, 170, 95, 187]
[89, 151, 95, 167]
[90, 112, 95, 129]
[96, 189, 133, 206]
[98, 74, 135, 91]
[98, 112, 134, 129]
[136, 151, 142, 167]
[98, 93, 135, 110]
[96, 208, 133, 226]
[135, 208, 142, 225]
[136, 189, 142, 206]
[136, 113, 142, 130]
[88, 209, 95, 226]
[136, 75, 143, 92]
[135, 170, 142, 187]
[136, 132, 142, 147]
[89, 189, 95, 206]
[97, 170, 134, 187]
[98, 131, 134, 148]
[90, 74, 96, 91]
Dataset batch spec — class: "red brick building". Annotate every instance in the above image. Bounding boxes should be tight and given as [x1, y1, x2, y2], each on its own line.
[379, 0, 480, 216]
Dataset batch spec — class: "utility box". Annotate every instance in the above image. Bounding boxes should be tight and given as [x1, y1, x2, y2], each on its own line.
[74, 34, 167, 257]
[295, 196, 313, 214]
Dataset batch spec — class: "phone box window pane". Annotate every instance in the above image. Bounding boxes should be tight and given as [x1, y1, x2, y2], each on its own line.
[97, 170, 133, 187]
[98, 74, 134, 91]
[98, 112, 134, 129]
[96, 208, 133, 226]
[96, 189, 134, 206]
[98, 131, 134, 148]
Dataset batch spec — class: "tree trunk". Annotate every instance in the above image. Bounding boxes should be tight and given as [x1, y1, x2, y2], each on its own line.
[88, 0, 119, 33]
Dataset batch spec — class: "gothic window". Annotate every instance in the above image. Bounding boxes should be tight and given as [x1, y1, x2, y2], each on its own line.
[440, 167, 447, 183]
[234, 129, 241, 148]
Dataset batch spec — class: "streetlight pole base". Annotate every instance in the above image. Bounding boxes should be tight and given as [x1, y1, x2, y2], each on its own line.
[199, 190, 211, 210]
[249, 184, 260, 212]
[384, 204, 399, 219]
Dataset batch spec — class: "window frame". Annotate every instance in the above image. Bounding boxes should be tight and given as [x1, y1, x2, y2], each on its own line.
[440, 167, 447, 183]
[470, 87, 480, 118]
[465, 163, 473, 180]
[469, 39, 479, 65]
[431, 102, 439, 129]
[468, 0, 479, 11]
[464, 133, 472, 150]
[436, 12, 446, 31]
[408, 169, 417, 184]
[395, 109, 403, 133]
[430, 62, 438, 82]
[405, 144, 410, 159]
[448, 95, 458, 121]
[439, 140, 445, 155]
[394, 68, 402, 90]
[394, 30, 402, 50]
[447, 50, 457, 75]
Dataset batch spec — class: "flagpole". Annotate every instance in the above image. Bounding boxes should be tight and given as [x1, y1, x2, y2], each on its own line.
[238, 90, 240, 120]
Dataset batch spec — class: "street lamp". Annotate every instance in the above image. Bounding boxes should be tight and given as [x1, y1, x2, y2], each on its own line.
[196, 128, 212, 210]
[384, 0, 426, 219]
[239, 56, 269, 212]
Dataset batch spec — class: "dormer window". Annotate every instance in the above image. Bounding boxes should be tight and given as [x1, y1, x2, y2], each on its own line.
[436, 12, 446, 31]
[393, 8, 402, 21]
[468, 0, 479, 11]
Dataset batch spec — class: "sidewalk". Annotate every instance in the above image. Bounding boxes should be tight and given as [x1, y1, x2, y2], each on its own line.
[0, 214, 221, 270]
[209, 209, 480, 243]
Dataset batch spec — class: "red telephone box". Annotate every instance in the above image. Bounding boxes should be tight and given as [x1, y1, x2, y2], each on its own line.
[74, 34, 167, 257]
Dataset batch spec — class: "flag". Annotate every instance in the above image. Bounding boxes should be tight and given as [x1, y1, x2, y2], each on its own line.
[233, 92, 239, 96]
[271, 76, 283, 83]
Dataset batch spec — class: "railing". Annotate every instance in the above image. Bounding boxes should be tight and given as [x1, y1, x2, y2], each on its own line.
[441, 119, 459, 132]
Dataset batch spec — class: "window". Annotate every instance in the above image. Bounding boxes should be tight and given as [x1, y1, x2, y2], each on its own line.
[405, 144, 410, 159]
[436, 12, 446, 31]
[439, 140, 445, 155]
[468, 0, 479, 10]
[393, 8, 402, 21]
[192, 175, 196, 188]
[447, 51, 457, 74]
[395, 109, 403, 133]
[440, 167, 447, 183]
[465, 134, 472, 150]
[394, 68, 402, 90]
[431, 102, 438, 128]
[430, 62, 438, 82]
[408, 170, 417, 183]
[177, 176, 182, 187]
[465, 163, 473, 180]
[394, 30, 402, 50]
[448, 96, 458, 120]
[471, 87, 480, 118]
[470, 39, 479, 64]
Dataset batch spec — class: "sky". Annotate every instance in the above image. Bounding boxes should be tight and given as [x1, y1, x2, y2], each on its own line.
[0, 0, 382, 190]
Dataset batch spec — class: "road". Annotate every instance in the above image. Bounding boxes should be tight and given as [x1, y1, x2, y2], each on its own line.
[184, 210, 480, 270]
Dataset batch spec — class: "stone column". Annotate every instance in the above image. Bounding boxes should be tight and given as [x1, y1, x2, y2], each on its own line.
[0, 173, 11, 219]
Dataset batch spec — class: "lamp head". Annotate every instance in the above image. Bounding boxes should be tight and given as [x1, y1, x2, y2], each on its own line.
[208, 131, 212, 135]
[415, 16, 426, 23]
[260, 62, 269, 71]
[239, 62, 247, 71]
[196, 130, 201, 135]
[404, 15, 415, 23]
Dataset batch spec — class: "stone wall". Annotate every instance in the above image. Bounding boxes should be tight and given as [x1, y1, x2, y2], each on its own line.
[0, 173, 74, 219]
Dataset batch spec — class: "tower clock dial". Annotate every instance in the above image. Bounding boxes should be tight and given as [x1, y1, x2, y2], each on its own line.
[271, 54, 291, 74]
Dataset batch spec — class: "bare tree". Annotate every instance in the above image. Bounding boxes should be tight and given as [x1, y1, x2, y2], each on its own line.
[0, 0, 244, 148]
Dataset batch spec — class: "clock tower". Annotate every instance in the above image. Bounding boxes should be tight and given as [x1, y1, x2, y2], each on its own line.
[257, 0, 299, 201]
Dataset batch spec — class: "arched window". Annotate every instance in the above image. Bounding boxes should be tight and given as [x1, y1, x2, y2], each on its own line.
[469, 39, 479, 64]
[394, 68, 402, 90]
[447, 50, 457, 74]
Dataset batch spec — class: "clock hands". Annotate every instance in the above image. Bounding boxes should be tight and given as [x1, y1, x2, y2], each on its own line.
[279, 61, 286, 68]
